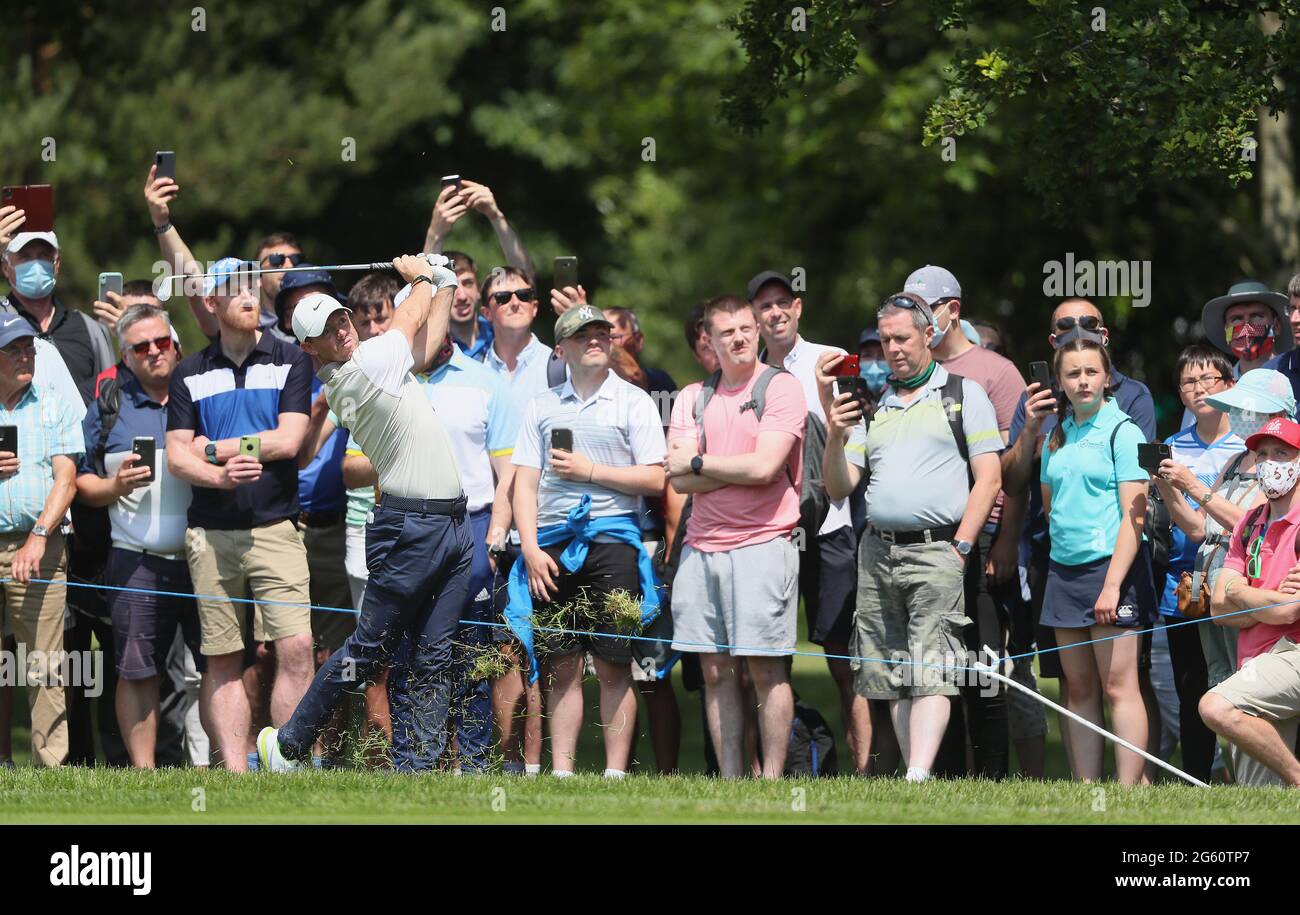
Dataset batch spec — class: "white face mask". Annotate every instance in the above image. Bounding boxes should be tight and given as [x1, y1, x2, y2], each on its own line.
[1257, 459, 1300, 500]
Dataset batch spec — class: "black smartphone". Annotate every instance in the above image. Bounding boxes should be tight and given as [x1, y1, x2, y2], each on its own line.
[835, 376, 870, 414]
[1137, 442, 1172, 473]
[440, 174, 462, 191]
[98, 272, 123, 302]
[554, 256, 578, 290]
[155, 151, 176, 181]
[551, 428, 574, 452]
[1029, 361, 1052, 390]
[0, 425, 15, 456]
[132, 436, 156, 479]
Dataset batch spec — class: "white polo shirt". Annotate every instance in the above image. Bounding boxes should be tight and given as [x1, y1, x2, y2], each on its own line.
[774, 335, 851, 536]
[320, 330, 462, 501]
[513, 369, 666, 527]
[419, 348, 519, 512]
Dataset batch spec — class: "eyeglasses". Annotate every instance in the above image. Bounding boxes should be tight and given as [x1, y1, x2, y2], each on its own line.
[260, 253, 304, 269]
[491, 288, 537, 305]
[1054, 315, 1102, 334]
[128, 335, 174, 356]
[1178, 374, 1228, 393]
[0, 343, 37, 359]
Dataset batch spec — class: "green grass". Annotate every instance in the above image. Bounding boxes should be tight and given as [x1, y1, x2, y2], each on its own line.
[2, 766, 1298, 824]
[6, 628, 1297, 823]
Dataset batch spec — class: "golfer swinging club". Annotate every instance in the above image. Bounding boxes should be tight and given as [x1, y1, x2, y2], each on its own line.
[258, 253, 472, 771]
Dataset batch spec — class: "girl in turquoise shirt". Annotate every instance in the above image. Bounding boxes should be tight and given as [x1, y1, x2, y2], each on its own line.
[1040, 336, 1154, 785]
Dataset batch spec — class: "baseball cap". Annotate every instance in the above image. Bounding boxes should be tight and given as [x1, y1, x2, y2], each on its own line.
[745, 270, 794, 302]
[291, 292, 351, 343]
[858, 327, 880, 346]
[203, 257, 258, 297]
[903, 265, 961, 305]
[275, 267, 345, 312]
[5, 231, 59, 255]
[554, 304, 612, 342]
[0, 314, 36, 350]
[1245, 416, 1300, 452]
[1206, 368, 1297, 418]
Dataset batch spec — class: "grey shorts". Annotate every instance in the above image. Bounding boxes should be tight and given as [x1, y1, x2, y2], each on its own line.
[852, 533, 968, 700]
[670, 537, 799, 656]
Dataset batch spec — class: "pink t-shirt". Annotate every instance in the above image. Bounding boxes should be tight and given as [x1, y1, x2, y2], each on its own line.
[1222, 501, 1300, 665]
[941, 343, 1024, 526]
[668, 368, 805, 551]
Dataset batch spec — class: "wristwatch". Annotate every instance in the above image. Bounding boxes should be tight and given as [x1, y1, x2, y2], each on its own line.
[953, 539, 973, 557]
[205, 442, 219, 465]
[411, 275, 433, 287]
[31, 524, 48, 538]
[690, 455, 704, 476]
[1197, 489, 1214, 507]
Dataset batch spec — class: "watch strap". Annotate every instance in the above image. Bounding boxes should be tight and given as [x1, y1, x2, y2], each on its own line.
[31, 524, 49, 538]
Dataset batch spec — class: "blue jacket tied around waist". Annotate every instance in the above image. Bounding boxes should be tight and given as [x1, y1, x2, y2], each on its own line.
[505, 495, 662, 683]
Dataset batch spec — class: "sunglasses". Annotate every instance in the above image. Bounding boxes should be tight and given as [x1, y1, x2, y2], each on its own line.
[261, 253, 304, 269]
[880, 294, 933, 315]
[128, 335, 174, 356]
[1054, 315, 1102, 333]
[491, 288, 537, 305]
[1248, 533, 1264, 580]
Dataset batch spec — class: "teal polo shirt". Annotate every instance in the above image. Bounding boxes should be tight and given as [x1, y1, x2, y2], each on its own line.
[1040, 398, 1147, 567]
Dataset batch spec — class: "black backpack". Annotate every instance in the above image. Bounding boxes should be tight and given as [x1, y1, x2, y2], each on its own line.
[784, 694, 839, 777]
[692, 366, 830, 539]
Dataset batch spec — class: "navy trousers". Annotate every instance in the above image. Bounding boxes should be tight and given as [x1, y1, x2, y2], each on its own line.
[279, 498, 473, 764]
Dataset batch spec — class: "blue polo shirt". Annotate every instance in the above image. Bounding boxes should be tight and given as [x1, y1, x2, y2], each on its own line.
[1040, 398, 1147, 566]
[0, 383, 83, 533]
[79, 367, 192, 554]
[453, 314, 495, 362]
[167, 333, 312, 529]
[298, 374, 347, 514]
[1009, 367, 1155, 552]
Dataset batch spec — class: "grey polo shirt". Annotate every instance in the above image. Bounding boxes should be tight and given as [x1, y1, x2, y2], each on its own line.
[846, 363, 1001, 530]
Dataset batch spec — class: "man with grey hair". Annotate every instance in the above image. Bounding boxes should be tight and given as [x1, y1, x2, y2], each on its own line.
[819, 291, 1002, 782]
[75, 304, 202, 768]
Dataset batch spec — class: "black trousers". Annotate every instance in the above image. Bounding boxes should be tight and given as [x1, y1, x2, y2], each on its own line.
[1165, 617, 1216, 784]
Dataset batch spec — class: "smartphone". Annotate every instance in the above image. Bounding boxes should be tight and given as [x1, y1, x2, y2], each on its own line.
[154, 151, 176, 181]
[554, 256, 579, 290]
[835, 376, 869, 413]
[239, 435, 261, 462]
[1137, 442, 1172, 473]
[98, 272, 123, 302]
[131, 436, 156, 479]
[440, 174, 462, 191]
[829, 353, 861, 377]
[551, 428, 574, 452]
[1029, 361, 1052, 390]
[2, 185, 53, 232]
[0, 425, 16, 456]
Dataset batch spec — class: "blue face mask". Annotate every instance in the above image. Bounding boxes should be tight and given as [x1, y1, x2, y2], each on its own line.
[13, 260, 55, 299]
[928, 302, 953, 349]
[860, 359, 890, 395]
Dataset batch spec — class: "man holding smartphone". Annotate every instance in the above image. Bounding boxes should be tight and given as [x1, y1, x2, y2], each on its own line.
[75, 304, 200, 769]
[508, 304, 667, 777]
[0, 318, 83, 767]
[166, 258, 314, 771]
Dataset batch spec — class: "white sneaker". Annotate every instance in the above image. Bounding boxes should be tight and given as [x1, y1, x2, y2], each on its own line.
[256, 727, 302, 773]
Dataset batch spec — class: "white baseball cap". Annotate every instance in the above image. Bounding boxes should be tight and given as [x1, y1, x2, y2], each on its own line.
[291, 292, 351, 342]
[903, 265, 961, 305]
[5, 231, 59, 255]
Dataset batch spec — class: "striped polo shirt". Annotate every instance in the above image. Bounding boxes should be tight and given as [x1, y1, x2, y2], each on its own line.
[846, 363, 1002, 530]
[78, 367, 191, 554]
[418, 347, 519, 512]
[512, 369, 666, 527]
[167, 333, 312, 529]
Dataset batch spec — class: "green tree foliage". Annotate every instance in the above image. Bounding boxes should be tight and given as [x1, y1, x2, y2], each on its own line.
[2, 0, 1295, 427]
